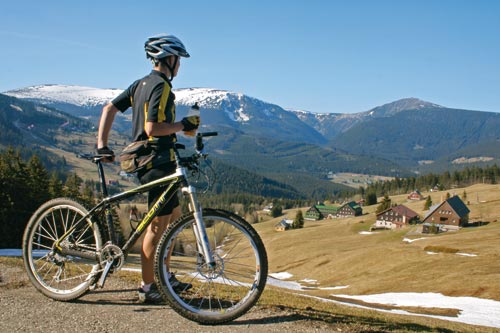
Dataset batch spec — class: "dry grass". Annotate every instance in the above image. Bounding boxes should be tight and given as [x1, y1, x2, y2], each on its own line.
[252, 183, 500, 301]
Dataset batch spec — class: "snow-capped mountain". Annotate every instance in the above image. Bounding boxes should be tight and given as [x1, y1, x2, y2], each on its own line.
[4, 84, 126, 130]
[173, 87, 325, 144]
[5, 84, 122, 109]
[6, 84, 500, 172]
[3, 85, 325, 144]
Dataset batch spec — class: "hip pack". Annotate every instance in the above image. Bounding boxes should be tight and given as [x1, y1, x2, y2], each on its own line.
[119, 140, 156, 173]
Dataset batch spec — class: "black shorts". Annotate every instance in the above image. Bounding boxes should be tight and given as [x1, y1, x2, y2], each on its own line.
[138, 162, 179, 216]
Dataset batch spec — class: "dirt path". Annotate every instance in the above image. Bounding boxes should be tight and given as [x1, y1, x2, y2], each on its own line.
[0, 262, 336, 333]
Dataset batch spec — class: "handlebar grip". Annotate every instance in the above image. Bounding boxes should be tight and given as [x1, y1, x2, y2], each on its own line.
[196, 132, 218, 151]
[200, 132, 218, 137]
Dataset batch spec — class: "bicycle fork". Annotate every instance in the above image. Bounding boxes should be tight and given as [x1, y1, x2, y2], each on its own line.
[182, 185, 216, 269]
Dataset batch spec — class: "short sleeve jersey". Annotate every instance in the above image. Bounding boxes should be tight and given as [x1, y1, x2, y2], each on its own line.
[112, 70, 177, 146]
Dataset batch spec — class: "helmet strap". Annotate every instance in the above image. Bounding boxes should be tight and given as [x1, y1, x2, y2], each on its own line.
[160, 56, 179, 81]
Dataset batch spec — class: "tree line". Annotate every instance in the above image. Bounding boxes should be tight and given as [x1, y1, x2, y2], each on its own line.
[0, 148, 98, 248]
[360, 164, 500, 205]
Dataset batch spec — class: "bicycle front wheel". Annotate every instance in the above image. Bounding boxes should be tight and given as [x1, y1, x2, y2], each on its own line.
[154, 208, 268, 324]
[22, 198, 103, 301]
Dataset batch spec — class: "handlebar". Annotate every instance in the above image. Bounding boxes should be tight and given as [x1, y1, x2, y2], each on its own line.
[77, 131, 218, 168]
[196, 132, 218, 152]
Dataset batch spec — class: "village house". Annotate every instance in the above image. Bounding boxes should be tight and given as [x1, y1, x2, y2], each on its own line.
[422, 195, 470, 232]
[337, 201, 363, 217]
[274, 219, 293, 231]
[407, 190, 424, 201]
[304, 204, 339, 220]
[304, 201, 362, 220]
[375, 204, 419, 230]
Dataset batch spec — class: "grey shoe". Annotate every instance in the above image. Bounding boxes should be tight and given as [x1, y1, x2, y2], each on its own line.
[169, 273, 192, 293]
[138, 284, 164, 303]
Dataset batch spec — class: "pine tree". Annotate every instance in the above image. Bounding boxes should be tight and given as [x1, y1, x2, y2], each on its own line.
[293, 210, 304, 229]
[365, 191, 377, 206]
[27, 155, 50, 206]
[0, 149, 34, 247]
[424, 196, 432, 210]
[48, 172, 64, 198]
[270, 204, 282, 218]
[63, 172, 82, 200]
[375, 194, 391, 213]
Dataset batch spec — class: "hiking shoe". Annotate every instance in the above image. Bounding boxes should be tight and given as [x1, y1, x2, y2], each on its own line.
[169, 273, 192, 293]
[137, 284, 164, 304]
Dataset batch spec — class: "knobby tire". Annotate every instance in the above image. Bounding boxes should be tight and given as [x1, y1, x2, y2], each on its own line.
[154, 208, 268, 324]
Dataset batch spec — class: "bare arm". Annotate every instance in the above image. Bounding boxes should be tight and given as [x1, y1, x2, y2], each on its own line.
[97, 102, 120, 149]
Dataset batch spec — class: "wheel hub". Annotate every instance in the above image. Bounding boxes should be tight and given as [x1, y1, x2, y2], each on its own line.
[197, 253, 224, 279]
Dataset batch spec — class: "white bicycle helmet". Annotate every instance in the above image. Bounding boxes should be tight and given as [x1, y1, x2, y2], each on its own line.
[145, 34, 190, 59]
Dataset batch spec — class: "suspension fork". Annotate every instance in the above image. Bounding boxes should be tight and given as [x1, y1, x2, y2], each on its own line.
[182, 185, 216, 268]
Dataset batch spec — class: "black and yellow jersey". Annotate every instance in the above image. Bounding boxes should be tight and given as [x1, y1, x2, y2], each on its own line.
[112, 70, 177, 147]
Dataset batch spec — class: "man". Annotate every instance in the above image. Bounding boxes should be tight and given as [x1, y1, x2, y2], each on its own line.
[97, 34, 199, 302]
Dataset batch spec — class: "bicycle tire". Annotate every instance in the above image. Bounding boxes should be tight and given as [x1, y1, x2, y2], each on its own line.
[154, 208, 268, 324]
[22, 198, 103, 301]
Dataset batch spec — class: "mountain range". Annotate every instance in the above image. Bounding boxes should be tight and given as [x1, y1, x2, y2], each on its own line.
[4, 84, 500, 179]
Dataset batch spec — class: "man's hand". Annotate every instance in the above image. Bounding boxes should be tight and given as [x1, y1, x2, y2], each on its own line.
[97, 146, 115, 162]
[181, 115, 200, 132]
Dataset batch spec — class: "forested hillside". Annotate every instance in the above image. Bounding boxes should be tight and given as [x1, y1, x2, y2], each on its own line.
[332, 107, 500, 168]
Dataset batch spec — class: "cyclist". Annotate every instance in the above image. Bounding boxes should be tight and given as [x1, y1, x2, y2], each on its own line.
[97, 33, 199, 303]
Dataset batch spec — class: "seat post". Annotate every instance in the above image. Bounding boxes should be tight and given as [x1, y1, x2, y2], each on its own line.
[95, 158, 109, 197]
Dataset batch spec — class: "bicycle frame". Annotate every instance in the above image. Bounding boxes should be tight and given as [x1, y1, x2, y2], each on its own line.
[57, 143, 216, 287]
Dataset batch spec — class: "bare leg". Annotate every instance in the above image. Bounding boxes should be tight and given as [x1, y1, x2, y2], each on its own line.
[141, 206, 182, 285]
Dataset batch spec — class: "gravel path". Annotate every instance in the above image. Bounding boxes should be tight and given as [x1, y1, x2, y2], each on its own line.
[0, 263, 337, 333]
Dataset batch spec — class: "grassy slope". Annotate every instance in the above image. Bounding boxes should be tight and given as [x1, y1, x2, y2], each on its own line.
[252, 183, 500, 301]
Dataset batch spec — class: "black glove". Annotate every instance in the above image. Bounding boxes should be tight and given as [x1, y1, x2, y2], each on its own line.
[97, 146, 115, 162]
[181, 115, 200, 132]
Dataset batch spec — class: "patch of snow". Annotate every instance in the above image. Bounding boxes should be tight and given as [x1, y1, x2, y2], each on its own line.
[267, 277, 304, 291]
[269, 272, 293, 280]
[403, 237, 427, 243]
[426, 251, 438, 255]
[331, 292, 500, 328]
[0, 249, 22, 256]
[359, 231, 377, 235]
[457, 253, 478, 257]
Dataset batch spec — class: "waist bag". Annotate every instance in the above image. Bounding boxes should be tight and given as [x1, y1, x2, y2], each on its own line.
[119, 140, 156, 173]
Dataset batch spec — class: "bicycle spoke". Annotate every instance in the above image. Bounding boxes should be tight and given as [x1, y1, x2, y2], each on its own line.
[23, 199, 102, 300]
[155, 210, 267, 324]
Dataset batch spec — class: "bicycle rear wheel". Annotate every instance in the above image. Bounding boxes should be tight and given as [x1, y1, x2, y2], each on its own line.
[154, 208, 268, 324]
[22, 198, 103, 301]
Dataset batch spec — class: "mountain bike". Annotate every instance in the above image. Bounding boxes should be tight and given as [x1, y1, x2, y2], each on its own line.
[22, 132, 268, 324]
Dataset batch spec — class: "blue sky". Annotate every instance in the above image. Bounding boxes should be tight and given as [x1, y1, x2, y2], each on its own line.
[1, 0, 499, 113]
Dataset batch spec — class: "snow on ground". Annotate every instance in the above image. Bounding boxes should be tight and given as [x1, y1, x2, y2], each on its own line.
[457, 252, 478, 257]
[4, 249, 499, 329]
[269, 272, 294, 280]
[330, 292, 500, 329]
[359, 231, 378, 235]
[1, 249, 22, 256]
[403, 237, 427, 243]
